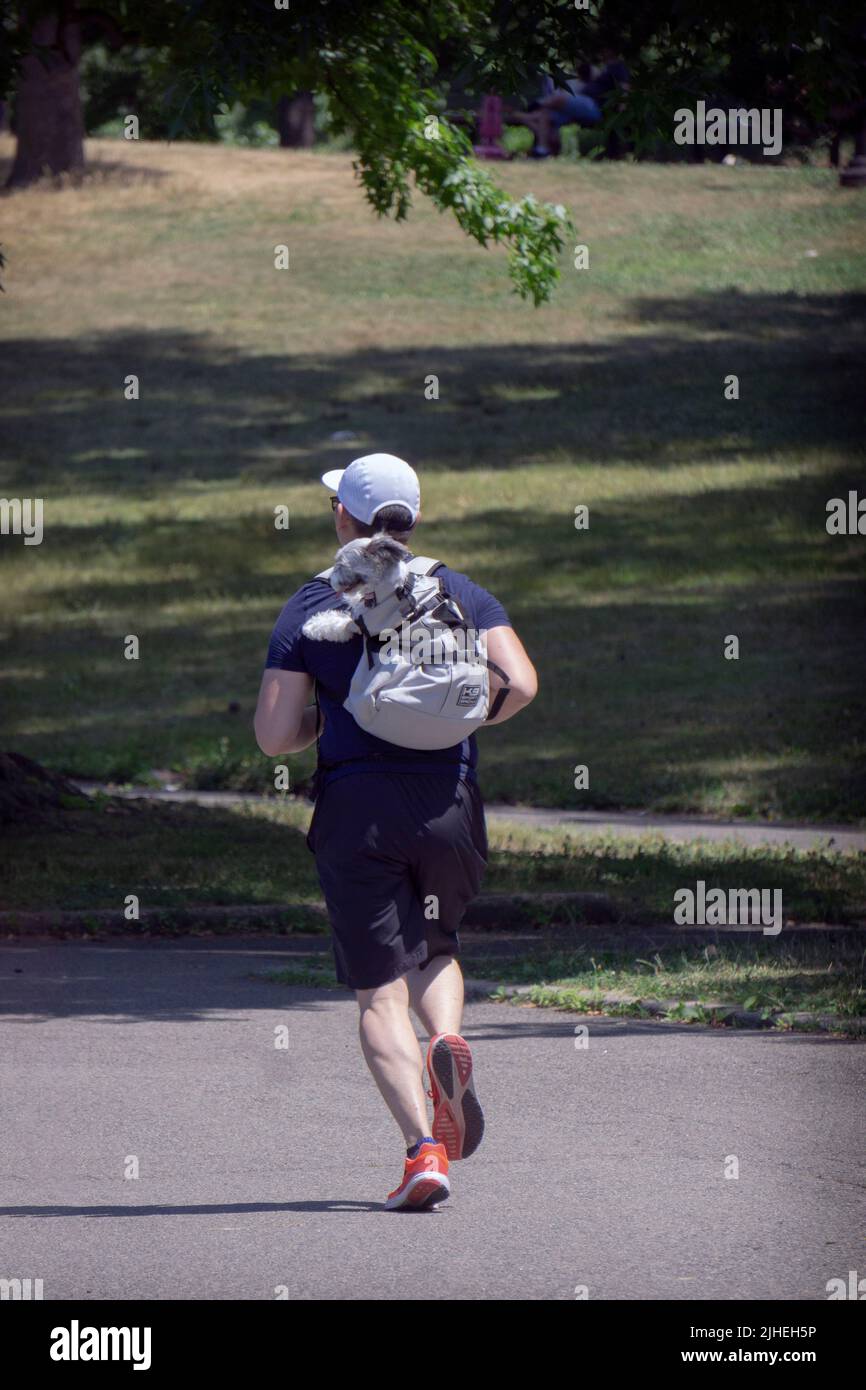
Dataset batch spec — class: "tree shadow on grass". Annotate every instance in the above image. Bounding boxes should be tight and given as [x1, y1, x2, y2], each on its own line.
[0, 797, 320, 913]
[0, 786, 862, 924]
[3, 476, 863, 815]
[1, 288, 864, 816]
[0, 153, 170, 196]
[1, 290, 864, 497]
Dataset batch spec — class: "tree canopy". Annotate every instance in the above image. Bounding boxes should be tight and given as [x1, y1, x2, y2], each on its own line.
[3, 1, 864, 302]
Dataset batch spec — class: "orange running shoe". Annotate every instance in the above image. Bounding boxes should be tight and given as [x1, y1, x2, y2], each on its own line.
[385, 1140, 450, 1211]
[426, 1033, 485, 1160]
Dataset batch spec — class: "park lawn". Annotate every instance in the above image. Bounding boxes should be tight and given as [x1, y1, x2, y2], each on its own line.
[1, 137, 865, 819]
[262, 936, 866, 1038]
[1, 793, 863, 927]
[477, 934, 866, 1038]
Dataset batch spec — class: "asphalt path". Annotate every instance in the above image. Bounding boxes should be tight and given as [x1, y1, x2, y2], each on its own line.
[1, 938, 863, 1301]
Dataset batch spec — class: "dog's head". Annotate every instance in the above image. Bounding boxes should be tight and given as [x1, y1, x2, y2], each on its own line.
[330, 533, 411, 602]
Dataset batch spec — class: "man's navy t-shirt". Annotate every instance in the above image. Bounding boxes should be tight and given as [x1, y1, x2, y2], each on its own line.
[265, 560, 511, 789]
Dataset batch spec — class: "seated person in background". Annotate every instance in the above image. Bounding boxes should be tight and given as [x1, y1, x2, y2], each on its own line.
[519, 46, 630, 157]
[510, 66, 591, 156]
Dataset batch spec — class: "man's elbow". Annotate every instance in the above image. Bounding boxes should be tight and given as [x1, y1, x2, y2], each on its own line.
[509, 671, 538, 708]
[254, 717, 282, 759]
[520, 664, 539, 701]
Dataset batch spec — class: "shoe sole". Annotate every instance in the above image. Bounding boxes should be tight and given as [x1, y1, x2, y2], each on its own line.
[428, 1033, 484, 1160]
[385, 1171, 450, 1211]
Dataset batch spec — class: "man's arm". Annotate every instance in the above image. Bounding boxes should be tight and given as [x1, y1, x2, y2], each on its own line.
[254, 669, 319, 756]
[483, 626, 538, 725]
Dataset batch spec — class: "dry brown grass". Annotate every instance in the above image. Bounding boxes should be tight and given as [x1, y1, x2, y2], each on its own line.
[3, 135, 860, 355]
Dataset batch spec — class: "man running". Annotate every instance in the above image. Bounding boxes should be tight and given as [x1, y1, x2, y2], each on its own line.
[254, 453, 538, 1209]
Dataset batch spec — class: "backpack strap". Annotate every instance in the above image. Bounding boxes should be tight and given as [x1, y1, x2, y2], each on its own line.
[407, 555, 443, 577]
[316, 555, 440, 583]
[486, 686, 511, 720]
[314, 547, 511, 723]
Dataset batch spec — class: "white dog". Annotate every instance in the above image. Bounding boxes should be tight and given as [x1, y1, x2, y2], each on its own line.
[302, 533, 412, 642]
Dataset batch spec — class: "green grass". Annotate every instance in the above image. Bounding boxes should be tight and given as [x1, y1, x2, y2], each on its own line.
[263, 960, 341, 989]
[486, 820, 866, 923]
[258, 936, 865, 1037]
[467, 936, 865, 1038]
[1, 794, 863, 925]
[0, 795, 322, 913]
[1, 138, 865, 820]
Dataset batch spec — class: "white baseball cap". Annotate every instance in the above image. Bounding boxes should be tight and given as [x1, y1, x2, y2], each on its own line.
[321, 453, 420, 525]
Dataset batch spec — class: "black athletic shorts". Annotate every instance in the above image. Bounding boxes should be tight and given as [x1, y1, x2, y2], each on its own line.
[305, 770, 488, 991]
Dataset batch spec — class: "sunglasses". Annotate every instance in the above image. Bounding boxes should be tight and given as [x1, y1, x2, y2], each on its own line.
[330, 496, 339, 512]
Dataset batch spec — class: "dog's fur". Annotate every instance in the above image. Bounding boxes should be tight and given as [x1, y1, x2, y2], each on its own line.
[302, 533, 411, 642]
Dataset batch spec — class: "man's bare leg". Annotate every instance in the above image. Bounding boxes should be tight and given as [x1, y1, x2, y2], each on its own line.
[406, 955, 464, 1038]
[407, 956, 484, 1159]
[356, 974, 430, 1146]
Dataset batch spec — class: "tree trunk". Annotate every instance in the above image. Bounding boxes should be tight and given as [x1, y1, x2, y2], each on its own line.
[6, 12, 84, 190]
[277, 92, 315, 148]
